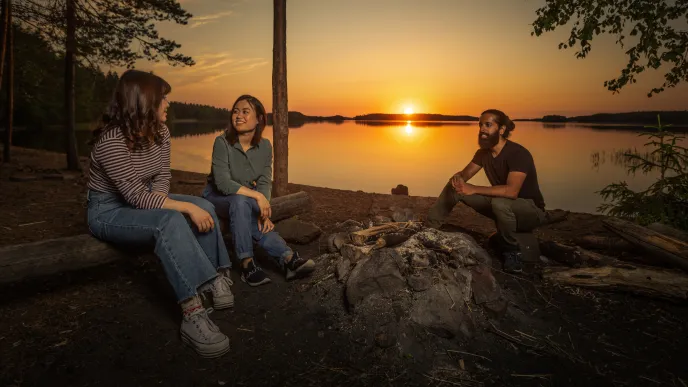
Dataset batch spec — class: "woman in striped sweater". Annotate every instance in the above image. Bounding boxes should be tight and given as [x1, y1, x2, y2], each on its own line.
[86, 70, 233, 358]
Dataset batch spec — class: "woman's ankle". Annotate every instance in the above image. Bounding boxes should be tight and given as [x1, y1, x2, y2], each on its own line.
[180, 295, 204, 318]
[241, 257, 254, 269]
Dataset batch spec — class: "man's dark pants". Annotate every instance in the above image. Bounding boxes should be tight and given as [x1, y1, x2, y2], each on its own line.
[427, 181, 546, 252]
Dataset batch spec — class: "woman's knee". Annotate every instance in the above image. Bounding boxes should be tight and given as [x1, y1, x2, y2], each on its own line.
[227, 195, 253, 216]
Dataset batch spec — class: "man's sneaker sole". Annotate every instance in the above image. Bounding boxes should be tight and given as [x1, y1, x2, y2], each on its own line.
[286, 259, 316, 281]
[241, 274, 272, 287]
[180, 331, 230, 358]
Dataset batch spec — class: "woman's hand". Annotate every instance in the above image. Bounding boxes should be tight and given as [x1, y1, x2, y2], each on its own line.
[258, 217, 274, 234]
[186, 204, 215, 233]
[255, 192, 272, 219]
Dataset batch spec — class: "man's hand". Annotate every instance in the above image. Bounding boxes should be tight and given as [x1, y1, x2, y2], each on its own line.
[258, 217, 275, 234]
[452, 175, 476, 196]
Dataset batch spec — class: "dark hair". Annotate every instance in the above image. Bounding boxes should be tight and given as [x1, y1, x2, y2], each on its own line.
[91, 69, 171, 150]
[225, 94, 267, 146]
[481, 109, 516, 138]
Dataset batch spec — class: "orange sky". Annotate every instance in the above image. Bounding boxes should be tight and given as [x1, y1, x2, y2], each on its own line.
[121, 0, 688, 118]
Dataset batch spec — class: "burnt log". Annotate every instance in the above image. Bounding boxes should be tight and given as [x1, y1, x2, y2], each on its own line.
[539, 240, 616, 267]
[349, 221, 423, 246]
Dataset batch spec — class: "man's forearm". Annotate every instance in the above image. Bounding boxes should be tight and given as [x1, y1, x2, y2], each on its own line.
[471, 184, 517, 199]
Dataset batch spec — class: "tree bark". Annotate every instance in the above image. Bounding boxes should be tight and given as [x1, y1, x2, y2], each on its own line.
[64, 0, 80, 171]
[1, 0, 11, 163]
[543, 263, 688, 301]
[0, 0, 8, 94]
[271, 0, 288, 197]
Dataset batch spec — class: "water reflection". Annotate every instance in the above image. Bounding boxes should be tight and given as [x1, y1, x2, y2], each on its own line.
[11, 120, 687, 214]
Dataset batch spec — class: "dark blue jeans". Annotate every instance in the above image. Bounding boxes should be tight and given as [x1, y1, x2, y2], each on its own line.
[86, 190, 231, 302]
[202, 185, 293, 267]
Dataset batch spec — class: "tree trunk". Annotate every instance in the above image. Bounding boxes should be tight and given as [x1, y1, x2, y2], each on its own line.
[0, 0, 8, 93]
[64, 0, 80, 171]
[271, 0, 288, 197]
[2, 0, 11, 163]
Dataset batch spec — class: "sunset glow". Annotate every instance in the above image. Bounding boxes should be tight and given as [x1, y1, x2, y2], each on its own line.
[131, 0, 688, 117]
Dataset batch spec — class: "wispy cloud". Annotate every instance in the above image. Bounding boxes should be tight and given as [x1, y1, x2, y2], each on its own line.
[156, 52, 268, 87]
[189, 10, 234, 28]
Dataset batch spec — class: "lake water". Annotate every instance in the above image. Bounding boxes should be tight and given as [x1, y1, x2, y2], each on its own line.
[13, 120, 681, 214]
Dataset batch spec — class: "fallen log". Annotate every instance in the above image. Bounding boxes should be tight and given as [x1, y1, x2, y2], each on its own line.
[0, 191, 314, 285]
[572, 235, 635, 252]
[647, 222, 688, 244]
[539, 240, 615, 267]
[0, 234, 130, 285]
[543, 263, 688, 301]
[349, 221, 423, 246]
[602, 217, 688, 272]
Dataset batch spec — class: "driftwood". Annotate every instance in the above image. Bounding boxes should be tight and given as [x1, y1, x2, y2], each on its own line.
[0, 234, 130, 285]
[647, 222, 688, 244]
[349, 221, 423, 246]
[602, 217, 688, 272]
[543, 263, 688, 301]
[572, 235, 635, 252]
[539, 240, 615, 267]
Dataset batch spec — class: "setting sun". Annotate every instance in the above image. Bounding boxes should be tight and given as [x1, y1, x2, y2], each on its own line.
[404, 106, 414, 115]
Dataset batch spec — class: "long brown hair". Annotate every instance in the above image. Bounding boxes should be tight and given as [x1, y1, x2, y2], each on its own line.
[91, 69, 171, 150]
[225, 94, 267, 147]
[481, 109, 516, 138]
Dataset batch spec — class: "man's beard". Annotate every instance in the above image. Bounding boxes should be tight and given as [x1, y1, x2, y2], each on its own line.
[478, 131, 500, 149]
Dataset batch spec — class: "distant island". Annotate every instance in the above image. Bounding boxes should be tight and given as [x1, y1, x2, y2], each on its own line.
[167, 102, 688, 131]
[516, 110, 688, 126]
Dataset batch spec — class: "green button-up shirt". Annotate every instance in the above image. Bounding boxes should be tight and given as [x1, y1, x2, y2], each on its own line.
[209, 134, 273, 200]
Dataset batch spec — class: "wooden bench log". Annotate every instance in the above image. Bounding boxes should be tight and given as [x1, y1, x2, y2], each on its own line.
[0, 234, 130, 285]
[543, 263, 688, 301]
[0, 191, 313, 285]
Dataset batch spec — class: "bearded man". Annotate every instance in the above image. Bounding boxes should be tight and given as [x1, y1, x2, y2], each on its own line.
[426, 109, 546, 273]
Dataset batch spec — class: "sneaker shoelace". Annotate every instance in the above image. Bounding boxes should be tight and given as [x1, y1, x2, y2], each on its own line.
[213, 276, 234, 294]
[246, 264, 263, 278]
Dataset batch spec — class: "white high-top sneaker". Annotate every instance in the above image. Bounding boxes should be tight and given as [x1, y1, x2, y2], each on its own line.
[180, 309, 230, 358]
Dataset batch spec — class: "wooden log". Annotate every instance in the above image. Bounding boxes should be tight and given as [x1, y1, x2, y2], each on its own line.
[543, 263, 688, 301]
[269, 191, 312, 222]
[572, 235, 635, 252]
[349, 221, 423, 246]
[0, 234, 130, 285]
[602, 217, 688, 272]
[647, 222, 688, 244]
[539, 240, 615, 267]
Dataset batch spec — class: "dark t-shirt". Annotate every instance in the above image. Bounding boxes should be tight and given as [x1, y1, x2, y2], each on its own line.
[471, 140, 545, 209]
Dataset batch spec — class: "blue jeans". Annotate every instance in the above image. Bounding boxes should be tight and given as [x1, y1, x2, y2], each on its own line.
[86, 190, 231, 302]
[202, 185, 293, 267]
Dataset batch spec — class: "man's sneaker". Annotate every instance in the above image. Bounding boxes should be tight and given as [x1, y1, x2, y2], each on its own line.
[240, 259, 271, 286]
[204, 274, 234, 309]
[180, 309, 230, 358]
[503, 251, 524, 274]
[284, 251, 315, 281]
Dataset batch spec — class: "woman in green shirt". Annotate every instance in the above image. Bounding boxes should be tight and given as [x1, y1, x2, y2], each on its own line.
[203, 95, 315, 286]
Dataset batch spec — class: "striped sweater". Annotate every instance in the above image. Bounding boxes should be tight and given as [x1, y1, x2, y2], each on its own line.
[87, 125, 172, 209]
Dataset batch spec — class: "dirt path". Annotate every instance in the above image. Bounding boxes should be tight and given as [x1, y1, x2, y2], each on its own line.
[1, 147, 687, 387]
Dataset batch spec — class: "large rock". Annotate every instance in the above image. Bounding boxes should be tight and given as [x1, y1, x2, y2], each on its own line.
[394, 229, 492, 268]
[409, 284, 473, 338]
[391, 184, 409, 195]
[345, 250, 406, 307]
[274, 217, 322, 244]
[340, 244, 373, 264]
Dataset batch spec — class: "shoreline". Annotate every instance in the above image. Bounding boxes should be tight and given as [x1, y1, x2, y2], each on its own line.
[1, 146, 594, 249]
